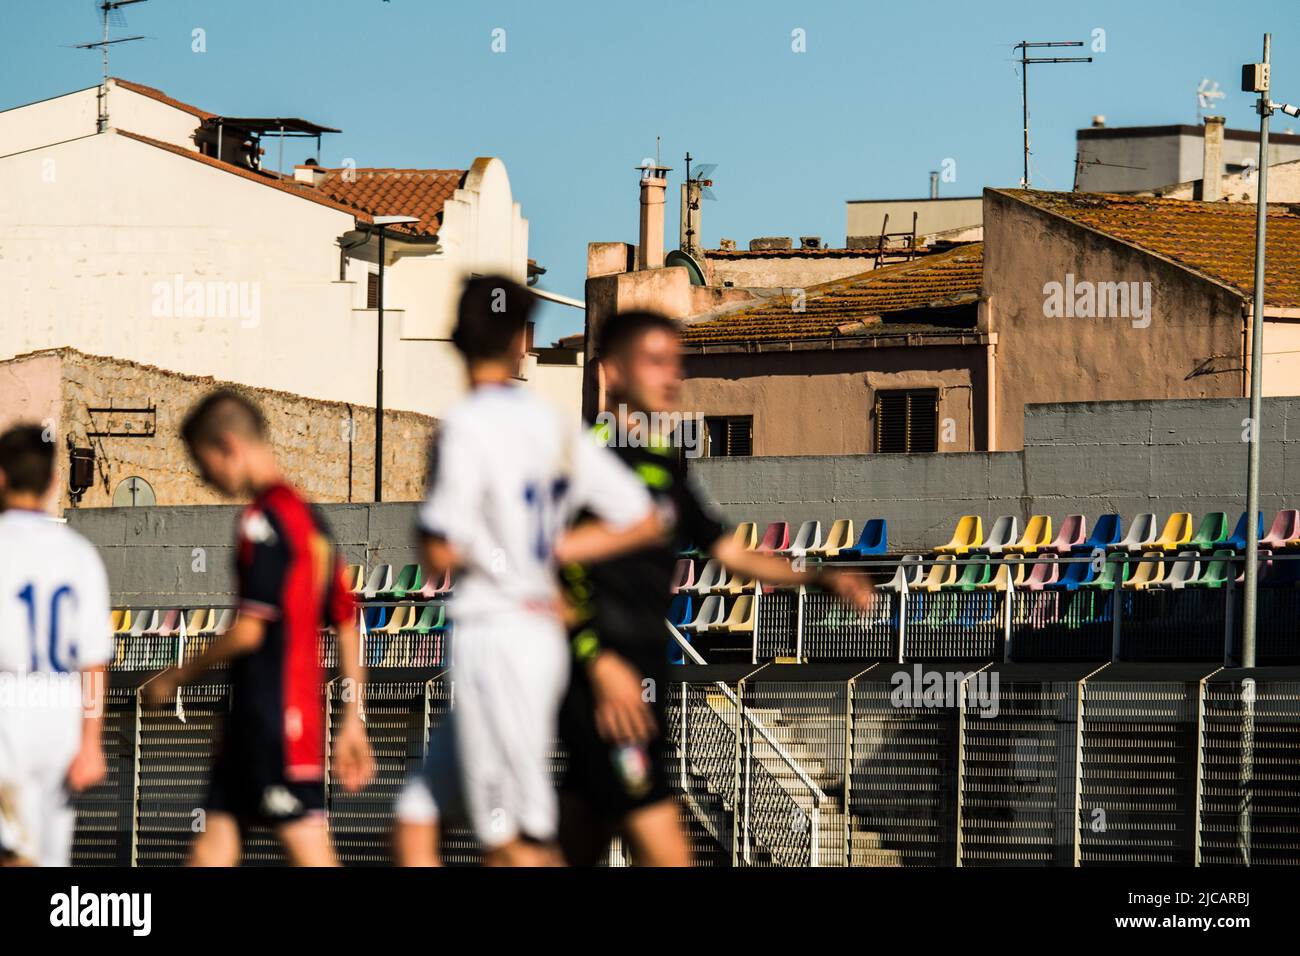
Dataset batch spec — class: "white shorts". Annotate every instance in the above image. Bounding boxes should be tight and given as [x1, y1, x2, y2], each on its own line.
[0, 703, 81, 867]
[396, 613, 569, 849]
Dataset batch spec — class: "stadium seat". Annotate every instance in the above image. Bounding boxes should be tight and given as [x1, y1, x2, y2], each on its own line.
[732, 522, 758, 550]
[130, 609, 155, 637]
[667, 593, 693, 628]
[1116, 513, 1157, 553]
[344, 564, 365, 594]
[1123, 552, 1166, 590]
[1188, 550, 1234, 588]
[418, 566, 453, 598]
[954, 554, 994, 590]
[213, 608, 235, 634]
[685, 559, 726, 595]
[977, 555, 1021, 591]
[1154, 551, 1200, 589]
[1152, 512, 1193, 551]
[838, 518, 888, 559]
[363, 564, 393, 600]
[362, 606, 389, 632]
[670, 558, 695, 593]
[155, 609, 180, 637]
[111, 609, 130, 634]
[1073, 513, 1121, 554]
[1236, 550, 1271, 584]
[383, 605, 416, 633]
[917, 554, 958, 592]
[757, 521, 790, 553]
[935, 515, 982, 554]
[390, 564, 425, 599]
[785, 519, 823, 557]
[685, 595, 726, 632]
[713, 595, 755, 633]
[1081, 553, 1128, 590]
[1263, 509, 1300, 548]
[1048, 556, 1097, 591]
[1048, 514, 1086, 553]
[1008, 515, 1051, 553]
[976, 515, 1018, 555]
[1188, 512, 1229, 551]
[718, 569, 756, 596]
[179, 608, 202, 634]
[811, 519, 855, 558]
[1224, 511, 1263, 552]
[1022, 554, 1059, 590]
[879, 554, 923, 592]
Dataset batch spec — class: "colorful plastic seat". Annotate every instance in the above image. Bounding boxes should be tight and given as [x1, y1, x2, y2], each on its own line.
[713, 595, 755, 633]
[685, 559, 726, 595]
[1224, 511, 1263, 552]
[732, 522, 758, 550]
[757, 522, 790, 553]
[879, 555, 923, 592]
[1268, 509, 1300, 548]
[1073, 513, 1121, 554]
[1152, 512, 1193, 551]
[1009, 515, 1052, 553]
[1116, 513, 1157, 553]
[1188, 550, 1234, 589]
[1048, 514, 1086, 553]
[838, 518, 888, 559]
[344, 564, 365, 594]
[954, 554, 993, 590]
[1081, 553, 1129, 590]
[1154, 551, 1200, 589]
[1048, 556, 1097, 591]
[1188, 512, 1229, 551]
[670, 558, 695, 593]
[363, 564, 393, 599]
[390, 563, 425, 599]
[1023, 555, 1060, 590]
[685, 595, 726, 632]
[1123, 552, 1166, 590]
[935, 515, 983, 555]
[811, 519, 855, 558]
[785, 520, 823, 556]
[917, 554, 958, 592]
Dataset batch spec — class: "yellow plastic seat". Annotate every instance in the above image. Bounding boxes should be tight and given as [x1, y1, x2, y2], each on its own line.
[1153, 512, 1193, 551]
[718, 569, 756, 595]
[918, 554, 958, 592]
[977, 555, 1024, 591]
[712, 595, 755, 633]
[935, 516, 982, 554]
[345, 564, 365, 593]
[1008, 515, 1052, 553]
[732, 522, 758, 550]
[1123, 551, 1166, 590]
[811, 519, 855, 558]
[383, 604, 416, 634]
[111, 609, 129, 633]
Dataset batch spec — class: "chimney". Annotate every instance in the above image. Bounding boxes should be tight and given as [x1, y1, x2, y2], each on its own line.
[637, 163, 671, 270]
[930, 170, 939, 199]
[1203, 116, 1225, 202]
[293, 161, 328, 188]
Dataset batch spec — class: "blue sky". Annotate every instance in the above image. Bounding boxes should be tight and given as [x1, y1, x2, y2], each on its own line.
[5, 0, 1298, 342]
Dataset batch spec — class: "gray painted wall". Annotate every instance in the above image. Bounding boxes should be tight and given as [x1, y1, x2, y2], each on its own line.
[71, 397, 1300, 603]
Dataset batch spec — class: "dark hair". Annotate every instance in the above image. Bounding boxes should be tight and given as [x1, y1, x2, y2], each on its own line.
[451, 275, 536, 361]
[180, 388, 268, 453]
[0, 424, 55, 494]
[594, 309, 680, 360]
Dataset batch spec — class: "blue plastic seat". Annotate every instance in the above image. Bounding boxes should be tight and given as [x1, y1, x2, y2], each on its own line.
[1048, 557, 1098, 591]
[838, 518, 888, 559]
[1072, 513, 1122, 553]
[1224, 511, 1263, 551]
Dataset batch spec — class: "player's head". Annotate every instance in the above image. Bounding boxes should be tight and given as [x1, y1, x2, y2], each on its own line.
[0, 423, 56, 508]
[180, 389, 272, 497]
[595, 310, 683, 415]
[451, 275, 536, 377]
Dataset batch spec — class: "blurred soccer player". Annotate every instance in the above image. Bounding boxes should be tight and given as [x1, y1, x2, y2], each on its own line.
[0, 424, 111, 867]
[393, 275, 658, 868]
[143, 390, 374, 866]
[556, 311, 875, 866]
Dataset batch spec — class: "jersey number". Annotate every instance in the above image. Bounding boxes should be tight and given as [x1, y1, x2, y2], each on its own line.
[17, 581, 78, 673]
[523, 478, 570, 560]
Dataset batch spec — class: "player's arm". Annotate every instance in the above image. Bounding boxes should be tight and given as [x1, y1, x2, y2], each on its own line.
[142, 615, 267, 706]
[329, 559, 374, 793]
[554, 426, 661, 567]
[710, 535, 875, 611]
[553, 511, 660, 566]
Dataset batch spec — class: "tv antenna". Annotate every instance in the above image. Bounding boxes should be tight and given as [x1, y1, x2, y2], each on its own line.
[1196, 78, 1225, 122]
[75, 0, 150, 133]
[680, 152, 717, 257]
[1015, 40, 1092, 188]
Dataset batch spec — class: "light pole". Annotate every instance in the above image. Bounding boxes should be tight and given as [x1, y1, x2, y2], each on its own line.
[1239, 37, 1300, 665]
[369, 215, 419, 503]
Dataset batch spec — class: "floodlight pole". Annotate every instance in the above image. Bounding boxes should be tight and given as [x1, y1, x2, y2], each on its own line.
[375, 224, 386, 503]
[1016, 41, 1092, 188]
[1242, 34, 1273, 669]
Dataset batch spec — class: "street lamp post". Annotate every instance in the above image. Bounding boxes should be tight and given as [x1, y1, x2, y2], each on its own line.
[370, 215, 420, 503]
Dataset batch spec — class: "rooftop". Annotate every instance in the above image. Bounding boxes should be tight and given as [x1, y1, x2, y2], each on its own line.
[1004, 189, 1300, 308]
[678, 243, 983, 346]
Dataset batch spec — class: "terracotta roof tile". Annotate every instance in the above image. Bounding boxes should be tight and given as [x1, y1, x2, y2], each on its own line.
[679, 244, 983, 345]
[1005, 189, 1300, 307]
[111, 77, 217, 121]
[314, 168, 465, 238]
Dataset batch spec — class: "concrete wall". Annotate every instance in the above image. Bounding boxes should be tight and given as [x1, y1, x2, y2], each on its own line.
[2, 348, 437, 512]
[687, 397, 1300, 553]
[705, 255, 877, 289]
[983, 188, 1247, 451]
[1076, 126, 1300, 193]
[846, 197, 983, 244]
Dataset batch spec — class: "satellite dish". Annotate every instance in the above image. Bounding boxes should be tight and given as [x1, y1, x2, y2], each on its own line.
[112, 476, 156, 507]
[665, 249, 707, 286]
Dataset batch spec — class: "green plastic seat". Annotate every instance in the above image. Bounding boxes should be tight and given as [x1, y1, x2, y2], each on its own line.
[954, 554, 993, 591]
[411, 603, 438, 634]
[1187, 549, 1233, 588]
[1188, 512, 1229, 551]
[1081, 553, 1130, 590]
[390, 563, 425, 599]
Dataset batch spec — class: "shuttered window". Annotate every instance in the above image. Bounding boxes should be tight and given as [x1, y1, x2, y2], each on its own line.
[367, 272, 379, 308]
[875, 389, 939, 453]
[704, 415, 753, 457]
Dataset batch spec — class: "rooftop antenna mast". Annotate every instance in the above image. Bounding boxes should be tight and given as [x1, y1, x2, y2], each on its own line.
[680, 151, 716, 258]
[75, 0, 149, 133]
[1015, 40, 1092, 188]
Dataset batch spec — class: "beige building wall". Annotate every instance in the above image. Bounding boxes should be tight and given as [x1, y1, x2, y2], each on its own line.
[1, 348, 436, 512]
[0, 83, 203, 157]
[706, 255, 878, 289]
[982, 189, 1248, 451]
[846, 197, 983, 243]
[680, 344, 986, 456]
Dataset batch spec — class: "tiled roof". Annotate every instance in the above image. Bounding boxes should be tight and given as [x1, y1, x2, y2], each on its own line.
[115, 130, 381, 224]
[678, 244, 983, 345]
[314, 169, 465, 238]
[111, 78, 217, 121]
[1005, 189, 1300, 308]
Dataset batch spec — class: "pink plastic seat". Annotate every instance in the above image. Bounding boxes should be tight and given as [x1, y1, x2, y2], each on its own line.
[417, 566, 453, 599]
[758, 521, 790, 554]
[1023, 554, 1060, 591]
[1050, 514, 1087, 553]
[670, 558, 695, 593]
[1263, 509, 1300, 548]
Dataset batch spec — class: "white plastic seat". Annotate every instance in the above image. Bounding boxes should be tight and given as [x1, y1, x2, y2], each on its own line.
[977, 515, 1019, 555]
[879, 555, 924, 592]
[363, 563, 393, 599]
[785, 520, 823, 556]
[1117, 513, 1157, 553]
[685, 595, 727, 632]
[686, 559, 726, 595]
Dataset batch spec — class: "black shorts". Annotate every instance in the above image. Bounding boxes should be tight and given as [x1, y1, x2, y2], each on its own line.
[558, 651, 672, 821]
[206, 745, 325, 827]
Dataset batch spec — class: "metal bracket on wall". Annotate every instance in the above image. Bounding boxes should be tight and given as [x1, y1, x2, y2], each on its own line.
[86, 404, 156, 438]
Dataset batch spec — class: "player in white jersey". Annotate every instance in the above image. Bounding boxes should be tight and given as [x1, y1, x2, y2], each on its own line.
[394, 276, 659, 867]
[0, 425, 112, 866]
